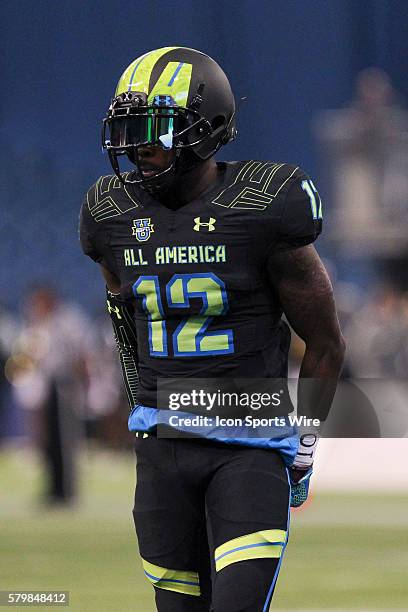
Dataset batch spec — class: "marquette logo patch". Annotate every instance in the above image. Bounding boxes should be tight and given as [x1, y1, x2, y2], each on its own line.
[193, 217, 216, 232]
[132, 218, 154, 242]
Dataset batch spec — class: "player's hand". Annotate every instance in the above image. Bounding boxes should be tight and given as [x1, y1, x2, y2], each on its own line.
[289, 466, 313, 507]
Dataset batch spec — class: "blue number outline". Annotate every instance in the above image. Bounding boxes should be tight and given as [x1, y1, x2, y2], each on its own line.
[133, 275, 168, 357]
[167, 272, 234, 357]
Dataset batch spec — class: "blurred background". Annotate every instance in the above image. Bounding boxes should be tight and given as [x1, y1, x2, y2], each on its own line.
[1, 1, 408, 610]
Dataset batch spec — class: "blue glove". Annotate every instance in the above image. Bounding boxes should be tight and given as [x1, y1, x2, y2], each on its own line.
[289, 467, 313, 507]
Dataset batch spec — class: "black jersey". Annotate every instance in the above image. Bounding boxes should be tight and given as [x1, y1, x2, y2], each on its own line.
[79, 161, 322, 458]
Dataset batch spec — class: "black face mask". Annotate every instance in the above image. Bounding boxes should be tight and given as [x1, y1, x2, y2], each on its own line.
[102, 91, 217, 189]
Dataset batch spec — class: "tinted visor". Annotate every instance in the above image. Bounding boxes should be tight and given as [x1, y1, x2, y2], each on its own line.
[108, 108, 177, 150]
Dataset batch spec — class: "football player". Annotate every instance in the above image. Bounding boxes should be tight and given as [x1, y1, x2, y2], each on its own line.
[79, 47, 345, 612]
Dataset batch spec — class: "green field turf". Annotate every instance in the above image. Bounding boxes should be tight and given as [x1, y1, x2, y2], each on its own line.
[1, 446, 407, 611]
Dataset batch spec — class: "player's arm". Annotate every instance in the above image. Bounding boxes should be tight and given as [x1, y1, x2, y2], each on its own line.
[98, 264, 140, 410]
[268, 243, 345, 383]
[268, 243, 345, 431]
[268, 244, 345, 504]
[266, 170, 345, 504]
[267, 172, 345, 426]
[99, 263, 121, 293]
[79, 189, 140, 410]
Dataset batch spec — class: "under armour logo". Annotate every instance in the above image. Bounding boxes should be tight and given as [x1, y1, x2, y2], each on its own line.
[193, 217, 216, 232]
[107, 300, 122, 319]
[153, 95, 175, 107]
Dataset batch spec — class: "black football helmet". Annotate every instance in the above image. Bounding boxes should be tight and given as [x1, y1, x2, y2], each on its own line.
[102, 46, 236, 190]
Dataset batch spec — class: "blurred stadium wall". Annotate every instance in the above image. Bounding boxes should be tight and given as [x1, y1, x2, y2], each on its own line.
[0, 0, 407, 309]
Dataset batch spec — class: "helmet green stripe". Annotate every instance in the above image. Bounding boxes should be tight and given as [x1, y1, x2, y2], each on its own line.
[115, 46, 179, 96]
[148, 61, 193, 107]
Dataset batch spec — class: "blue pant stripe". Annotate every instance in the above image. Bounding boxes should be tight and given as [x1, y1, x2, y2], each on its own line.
[144, 571, 199, 587]
[262, 467, 291, 612]
[215, 541, 286, 563]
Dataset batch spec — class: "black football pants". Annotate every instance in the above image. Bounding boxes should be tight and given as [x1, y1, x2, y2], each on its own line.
[133, 434, 290, 612]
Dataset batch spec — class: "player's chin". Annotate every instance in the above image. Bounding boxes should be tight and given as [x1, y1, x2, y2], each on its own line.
[140, 171, 175, 194]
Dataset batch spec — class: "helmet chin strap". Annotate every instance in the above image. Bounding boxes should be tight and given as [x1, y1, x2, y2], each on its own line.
[124, 146, 203, 195]
[130, 146, 183, 195]
[108, 147, 176, 191]
[139, 166, 176, 194]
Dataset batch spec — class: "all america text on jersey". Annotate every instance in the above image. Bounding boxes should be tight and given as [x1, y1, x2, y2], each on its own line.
[123, 244, 227, 266]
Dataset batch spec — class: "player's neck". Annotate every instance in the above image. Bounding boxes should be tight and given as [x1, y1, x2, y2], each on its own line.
[158, 158, 219, 209]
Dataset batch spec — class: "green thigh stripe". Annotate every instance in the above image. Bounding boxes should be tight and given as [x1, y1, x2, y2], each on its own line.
[142, 559, 201, 597]
[214, 529, 287, 572]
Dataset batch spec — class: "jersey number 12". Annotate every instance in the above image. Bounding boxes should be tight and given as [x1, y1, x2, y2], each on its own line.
[133, 273, 234, 357]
